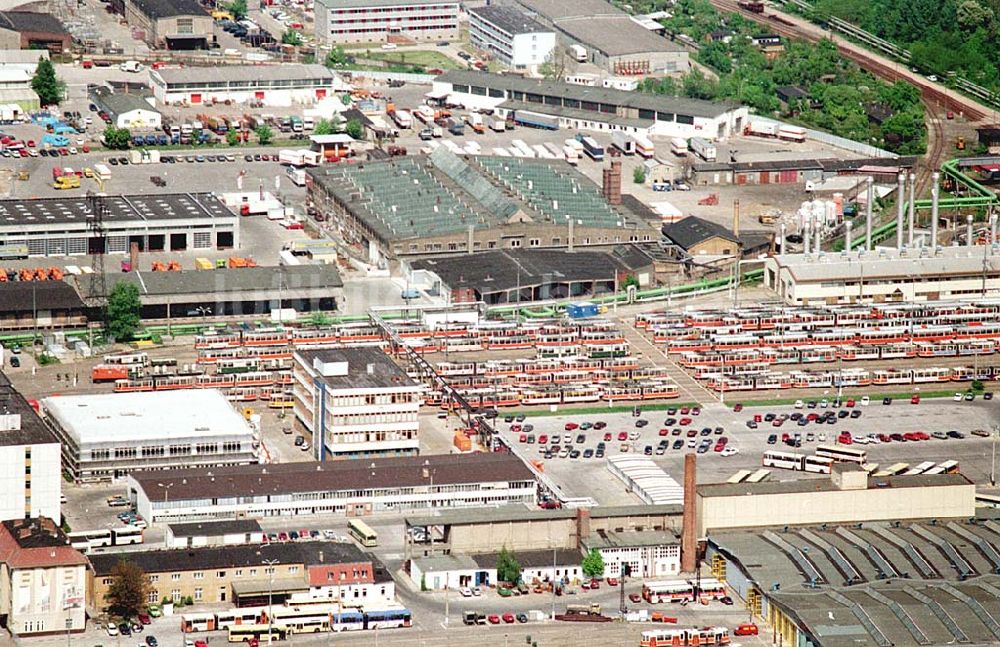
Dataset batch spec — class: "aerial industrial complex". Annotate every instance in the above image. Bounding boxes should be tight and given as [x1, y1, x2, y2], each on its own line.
[0, 0, 1000, 644]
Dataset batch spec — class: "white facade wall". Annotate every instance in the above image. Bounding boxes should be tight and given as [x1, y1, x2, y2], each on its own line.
[409, 563, 485, 591]
[156, 87, 330, 108]
[522, 563, 581, 584]
[510, 33, 556, 68]
[0, 443, 60, 522]
[115, 108, 162, 130]
[316, 0, 460, 45]
[4, 563, 86, 636]
[598, 544, 680, 579]
[305, 580, 396, 604]
[132, 478, 537, 523]
[165, 529, 266, 549]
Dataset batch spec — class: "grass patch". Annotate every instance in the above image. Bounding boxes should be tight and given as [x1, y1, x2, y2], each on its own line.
[363, 49, 460, 70]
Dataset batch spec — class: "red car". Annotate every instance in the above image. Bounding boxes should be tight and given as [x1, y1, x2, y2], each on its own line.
[588, 580, 600, 589]
[487, 614, 501, 624]
[137, 613, 151, 625]
[878, 433, 892, 443]
[733, 403, 743, 412]
[910, 395, 921, 404]
[772, 418, 784, 427]
[606, 577, 618, 586]
[278, 532, 289, 541]
[511, 424, 522, 432]
[679, 406, 690, 415]
[564, 422, 579, 431]
[618, 432, 628, 441]
[838, 432, 853, 444]
[26, 140, 34, 148]
[519, 433, 527, 443]
[691, 407, 701, 416]
[713, 443, 724, 452]
[845, 399, 855, 407]
[679, 417, 692, 426]
[603, 432, 612, 441]
[904, 432, 922, 441]
[502, 613, 515, 624]
[538, 434, 548, 444]
[734, 624, 759, 636]
[914, 431, 930, 440]
[658, 429, 668, 436]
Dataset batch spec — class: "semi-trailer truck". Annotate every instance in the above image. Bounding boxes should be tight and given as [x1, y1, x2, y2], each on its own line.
[689, 137, 716, 162]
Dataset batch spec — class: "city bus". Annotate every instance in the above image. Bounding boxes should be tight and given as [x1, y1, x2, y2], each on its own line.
[348, 519, 378, 547]
[181, 612, 217, 633]
[873, 462, 910, 477]
[67, 526, 144, 552]
[642, 580, 694, 603]
[215, 607, 264, 629]
[271, 605, 333, 634]
[227, 624, 288, 643]
[362, 605, 412, 630]
[904, 461, 936, 475]
[814, 444, 867, 464]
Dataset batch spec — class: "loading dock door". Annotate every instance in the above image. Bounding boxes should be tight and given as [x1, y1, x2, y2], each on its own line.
[170, 233, 187, 251]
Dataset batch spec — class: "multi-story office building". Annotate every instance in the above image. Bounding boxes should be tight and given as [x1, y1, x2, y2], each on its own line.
[42, 390, 258, 482]
[314, 0, 459, 45]
[0, 375, 61, 522]
[0, 517, 88, 637]
[468, 6, 555, 70]
[293, 347, 423, 460]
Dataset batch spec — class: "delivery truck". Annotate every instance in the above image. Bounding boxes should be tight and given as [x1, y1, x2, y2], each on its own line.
[670, 137, 688, 156]
[633, 134, 655, 158]
[689, 137, 716, 162]
[744, 120, 778, 138]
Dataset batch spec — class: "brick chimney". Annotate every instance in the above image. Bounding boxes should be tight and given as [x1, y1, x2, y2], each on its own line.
[681, 453, 697, 573]
[576, 507, 591, 548]
[602, 161, 622, 205]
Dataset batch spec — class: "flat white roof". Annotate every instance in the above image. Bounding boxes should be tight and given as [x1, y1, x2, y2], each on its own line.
[43, 390, 252, 444]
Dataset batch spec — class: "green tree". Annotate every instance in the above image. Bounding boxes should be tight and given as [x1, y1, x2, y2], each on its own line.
[345, 119, 364, 140]
[496, 547, 521, 584]
[227, 0, 247, 20]
[282, 29, 302, 45]
[326, 46, 348, 67]
[31, 57, 63, 106]
[105, 560, 151, 619]
[581, 549, 605, 579]
[225, 129, 240, 146]
[681, 68, 718, 100]
[107, 282, 142, 342]
[314, 118, 336, 135]
[255, 124, 274, 145]
[633, 166, 646, 184]
[539, 48, 566, 80]
[103, 125, 132, 150]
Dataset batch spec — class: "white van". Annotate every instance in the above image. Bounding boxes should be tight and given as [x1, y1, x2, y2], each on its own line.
[120, 60, 143, 73]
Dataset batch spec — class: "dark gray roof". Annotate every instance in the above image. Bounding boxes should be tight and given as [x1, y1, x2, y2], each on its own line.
[296, 347, 415, 390]
[515, 0, 623, 21]
[132, 453, 535, 502]
[89, 541, 369, 576]
[0, 193, 234, 229]
[438, 70, 736, 119]
[127, 0, 206, 19]
[0, 373, 60, 448]
[167, 519, 262, 537]
[473, 548, 581, 569]
[410, 249, 648, 295]
[619, 195, 660, 222]
[0, 11, 66, 35]
[662, 216, 739, 250]
[79, 266, 343, 300]
[0, 281, 85, 313]
[341, 108, 374, 128]
[552, 16, 685, 56]
[90, 86, 160, 119]
[469, 5, 550, 35]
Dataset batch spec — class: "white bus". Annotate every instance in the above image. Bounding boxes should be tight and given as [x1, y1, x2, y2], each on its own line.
[214, 607, 263, 629]
[873, 462, 910, 477]
[815, 444, 867, 464]
[762, 450, 803, 470]
[904, 461, 936, 475]
[68, 526, 144, 552]
[348, 519, 378, 547]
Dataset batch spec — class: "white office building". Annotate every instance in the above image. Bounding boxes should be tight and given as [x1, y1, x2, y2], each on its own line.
[0, 376, 61, 522]
[293, 347, 423, 460]
[314, 0, 459, 45]
[42, 390, 259, 482]
[151, 65, 345, 107]
[469, 6, 555, 70]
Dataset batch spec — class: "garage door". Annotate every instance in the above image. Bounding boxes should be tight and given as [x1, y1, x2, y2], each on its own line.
[779, 170, 797, 183]
[190, 93, 201, 104]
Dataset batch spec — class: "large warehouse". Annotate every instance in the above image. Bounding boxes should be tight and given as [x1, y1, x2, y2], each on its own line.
[763, 245, 1000, 305]
[151, 65, 344, 107]
[431, 71, 747, 138]
[42, 390, 259, 482]
[78, 265, 344, 319]
[513, 0, 688, 75]
[0, 192, 238, 259]
[128, 453, 537, 522]
[307, 148, 655, 267]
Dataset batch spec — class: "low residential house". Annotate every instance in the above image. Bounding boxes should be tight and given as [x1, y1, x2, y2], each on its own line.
[0, 517, 88, 637]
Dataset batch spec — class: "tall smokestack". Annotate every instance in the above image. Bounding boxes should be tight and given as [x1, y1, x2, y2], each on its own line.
[907, 172, 916, 247]
[732, 199, 740, 239]
[779, 222, 787, 254]
[896, 173, 906, 249]
[681, 453, 697, 573]
[930, 172, 940, 251]
[967, 215, 975, 247]
[803, 222, 810, 254]
[845, 220, 853, 252]
[567, 217, 574, 252]
[603, 160, 622, 205]
[865, 177, 874, 251]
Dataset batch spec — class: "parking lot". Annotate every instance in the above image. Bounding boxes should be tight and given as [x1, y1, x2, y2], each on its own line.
[495, 396, 1000, 505]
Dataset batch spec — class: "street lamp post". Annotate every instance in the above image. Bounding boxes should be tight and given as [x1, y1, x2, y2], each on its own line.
[263, 558, 279, 640]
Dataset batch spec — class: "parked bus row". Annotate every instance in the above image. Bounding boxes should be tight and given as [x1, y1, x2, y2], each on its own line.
[706, 365, 998, 392]
[68, 526, 143, 552]
[640, 578, 727, 604]
[181, 601, 411, 638]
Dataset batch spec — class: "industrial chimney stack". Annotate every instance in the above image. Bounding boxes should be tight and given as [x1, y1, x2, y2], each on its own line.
[681, 453, 697, 573]
[602, 160, 622, 205]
